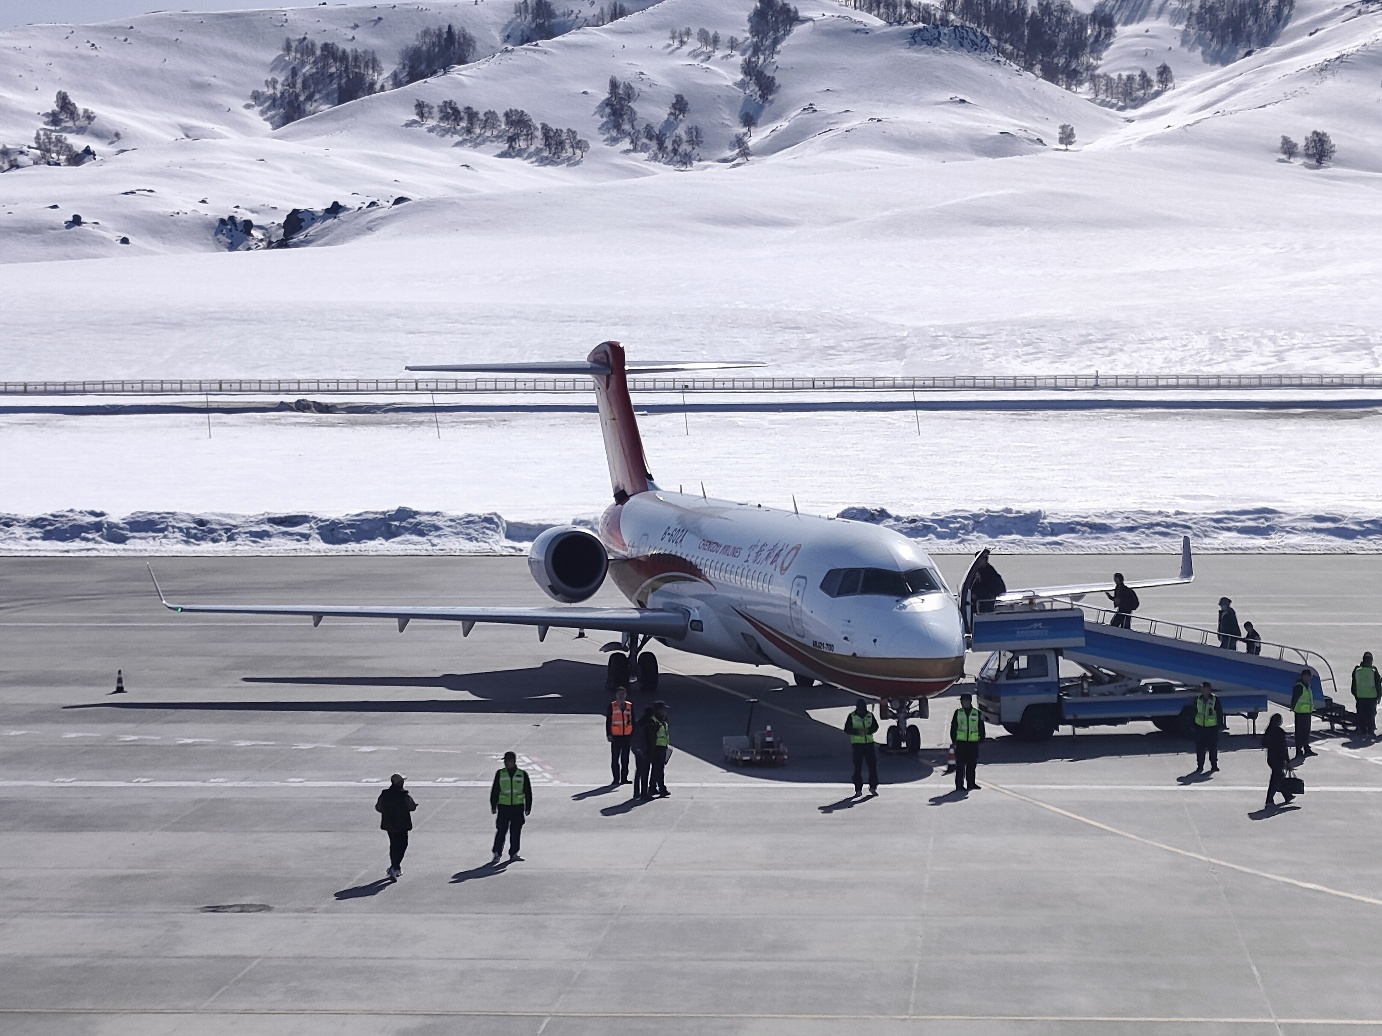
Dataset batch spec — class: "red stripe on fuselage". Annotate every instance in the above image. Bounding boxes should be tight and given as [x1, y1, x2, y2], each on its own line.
[738, 611, 960, 700]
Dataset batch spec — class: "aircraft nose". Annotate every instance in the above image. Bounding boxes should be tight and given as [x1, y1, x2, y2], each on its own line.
[887, 601, 966, 668]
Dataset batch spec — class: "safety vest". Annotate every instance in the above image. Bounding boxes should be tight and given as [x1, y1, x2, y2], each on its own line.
[1293, 681, 1315, 714]
[1353, 666, 1380, 701]
[847, 712, 875, 744]
[954, 707, 981, 743]
[610, 700, 633, 736]
[654, 719, 669, 747]
[1194, 695, 1219, 727]
[496, 768, 528, 806]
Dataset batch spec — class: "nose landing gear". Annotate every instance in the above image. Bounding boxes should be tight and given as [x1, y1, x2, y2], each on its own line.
[605, 634, 659, 693]
[882, 697, 924, 754]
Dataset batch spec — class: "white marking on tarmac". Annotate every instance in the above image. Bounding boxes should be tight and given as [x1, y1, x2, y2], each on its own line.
[2, 1007, 1382, 1025]
[990, 781, 1382, 908]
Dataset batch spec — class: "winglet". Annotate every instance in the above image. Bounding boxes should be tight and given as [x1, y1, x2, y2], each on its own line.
[147, 564, 177, 611]
[1179, 535, 1194, 582]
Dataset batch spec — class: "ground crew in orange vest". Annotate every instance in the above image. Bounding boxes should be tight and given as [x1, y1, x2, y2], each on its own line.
[607, 684, 634, 785]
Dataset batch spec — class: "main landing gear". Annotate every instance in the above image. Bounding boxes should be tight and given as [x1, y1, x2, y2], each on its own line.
[605, 634, 659, 693]
[882, 697, 923, 754]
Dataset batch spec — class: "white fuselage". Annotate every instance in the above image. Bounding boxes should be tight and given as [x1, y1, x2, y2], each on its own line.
[600, 490, 967, 699]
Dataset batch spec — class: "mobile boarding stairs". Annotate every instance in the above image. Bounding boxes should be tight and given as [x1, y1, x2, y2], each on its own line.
[971, 601, 1339, 741]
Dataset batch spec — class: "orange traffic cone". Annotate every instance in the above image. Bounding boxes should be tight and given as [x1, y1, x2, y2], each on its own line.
[944, 745, 955, 774]
[112, 669, 125, 695]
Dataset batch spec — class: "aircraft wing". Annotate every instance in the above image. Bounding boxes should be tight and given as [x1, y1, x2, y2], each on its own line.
[994, 535, 1194, 604]
[148, 567, 687, 640]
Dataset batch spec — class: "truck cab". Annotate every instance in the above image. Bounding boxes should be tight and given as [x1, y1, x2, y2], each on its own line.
[977, 648, 1064, 741]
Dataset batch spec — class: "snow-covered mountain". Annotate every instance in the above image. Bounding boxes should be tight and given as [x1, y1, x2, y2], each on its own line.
[1, 0, 1376, 264]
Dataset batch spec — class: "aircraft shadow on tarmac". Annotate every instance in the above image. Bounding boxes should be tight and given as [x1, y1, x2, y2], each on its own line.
[67, 658, 1275, 778]
[64, 659, 937, 785]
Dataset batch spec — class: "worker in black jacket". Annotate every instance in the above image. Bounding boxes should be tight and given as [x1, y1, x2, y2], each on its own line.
[375, 773, 417, 880]
[967, 551, 1007, 616]
[1108, 573, 1138, 629]
[1217, 598, 1241, 650]
[950, 693, 986, 792]
[490, 752, 532, 865]
[631, 705, 655, 800]
[1262, 714, 1295, 810]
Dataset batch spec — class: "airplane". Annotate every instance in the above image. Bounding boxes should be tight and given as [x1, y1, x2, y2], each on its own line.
[151, 340, 1193, 752]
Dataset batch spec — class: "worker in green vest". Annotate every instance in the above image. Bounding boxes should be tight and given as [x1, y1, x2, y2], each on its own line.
[950, 692, 985, 793]
[647, 701, 672, 799]
[489, 751, 532, 865]
[1351, 652, 1381, 739]
[1291, 670, 1317, 760]
[843, 699, 879, 797]
[1192, 682, 1224, 775]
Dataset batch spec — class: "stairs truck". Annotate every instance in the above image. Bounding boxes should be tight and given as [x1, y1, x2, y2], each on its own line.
[972, 601, 1335, 741]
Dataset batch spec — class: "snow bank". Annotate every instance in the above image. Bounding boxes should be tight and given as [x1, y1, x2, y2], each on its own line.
[0, 507, 541, 555]
[3, 506, 1379, 555]
[841, 507, 1382, 553]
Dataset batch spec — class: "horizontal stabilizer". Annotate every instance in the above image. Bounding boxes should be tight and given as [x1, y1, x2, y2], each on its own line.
[405, 360, 763, 376]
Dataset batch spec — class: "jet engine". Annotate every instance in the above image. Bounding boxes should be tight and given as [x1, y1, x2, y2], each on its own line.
[527, 526, 609, 603]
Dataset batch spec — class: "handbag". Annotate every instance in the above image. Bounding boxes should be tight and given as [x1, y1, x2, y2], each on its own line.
[1282, 772, 1305, 796]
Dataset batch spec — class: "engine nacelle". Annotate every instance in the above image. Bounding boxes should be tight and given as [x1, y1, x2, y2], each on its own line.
[528, 526, 609, 603]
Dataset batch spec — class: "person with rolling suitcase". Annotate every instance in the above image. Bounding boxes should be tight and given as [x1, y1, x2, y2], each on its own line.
[1262, 714, 1298, 810]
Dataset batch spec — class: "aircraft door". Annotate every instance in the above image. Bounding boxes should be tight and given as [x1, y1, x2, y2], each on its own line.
[789, 575, 807, 637]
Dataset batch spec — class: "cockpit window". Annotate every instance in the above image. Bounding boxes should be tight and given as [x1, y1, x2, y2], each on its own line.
[820, 566, 942, 599]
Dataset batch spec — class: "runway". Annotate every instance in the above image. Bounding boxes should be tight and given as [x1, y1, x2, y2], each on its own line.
[3, 553, 1382, 1034]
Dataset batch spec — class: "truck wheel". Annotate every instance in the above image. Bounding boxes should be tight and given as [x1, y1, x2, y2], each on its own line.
[1017, 704, 1058, 742]
[1003, 723, 1022, 737]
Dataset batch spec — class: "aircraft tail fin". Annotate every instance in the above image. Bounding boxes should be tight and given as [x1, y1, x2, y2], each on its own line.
[406, 343, 760, 503]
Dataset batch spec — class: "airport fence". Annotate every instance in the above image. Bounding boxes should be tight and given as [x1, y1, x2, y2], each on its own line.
[3, 374, 1382, 396]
